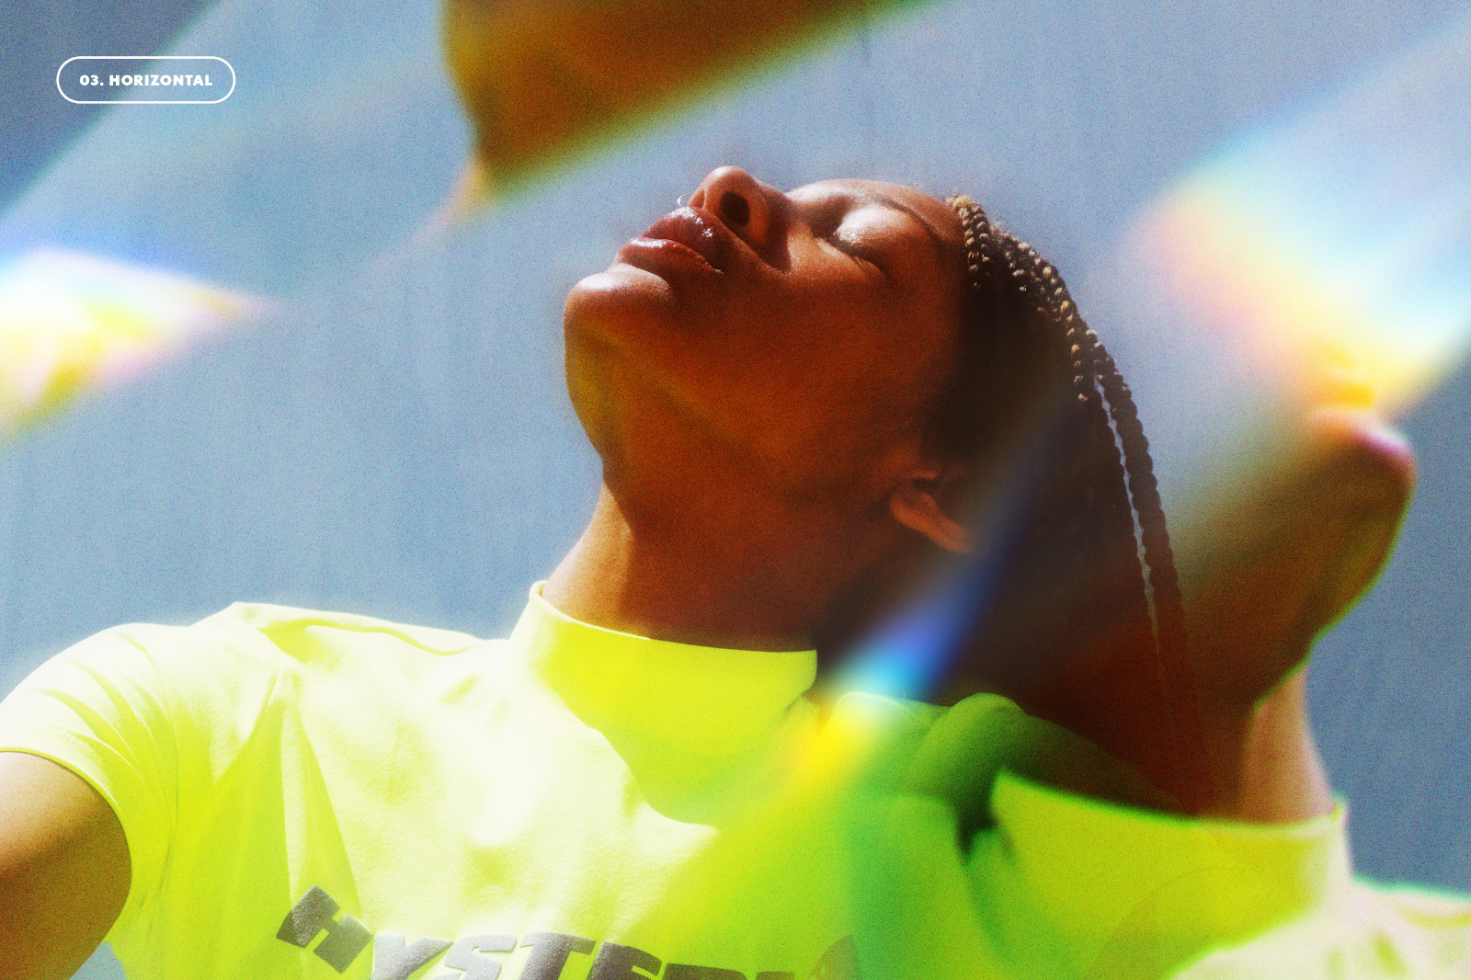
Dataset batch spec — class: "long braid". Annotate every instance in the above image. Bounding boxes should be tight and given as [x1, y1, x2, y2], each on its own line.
[1092, 342, 1194, 719]
[940, 196, 1202, 799]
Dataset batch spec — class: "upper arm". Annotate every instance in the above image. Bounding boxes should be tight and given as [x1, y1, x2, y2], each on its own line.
[0, 751, 131, 980]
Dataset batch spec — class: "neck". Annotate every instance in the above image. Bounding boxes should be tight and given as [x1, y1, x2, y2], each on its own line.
[543, 484, 899, 653]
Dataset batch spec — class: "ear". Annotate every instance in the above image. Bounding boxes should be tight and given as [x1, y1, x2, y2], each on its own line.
[889, 468, 973, 554]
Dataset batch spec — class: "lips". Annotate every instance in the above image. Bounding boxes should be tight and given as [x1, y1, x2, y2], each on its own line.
[625, 207, 731, 272]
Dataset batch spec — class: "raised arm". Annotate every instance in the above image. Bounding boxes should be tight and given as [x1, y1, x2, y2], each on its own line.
[1176, 408, 1415, 819]
[1031, 407, 1416, 818]
[0, 752, 130, 980]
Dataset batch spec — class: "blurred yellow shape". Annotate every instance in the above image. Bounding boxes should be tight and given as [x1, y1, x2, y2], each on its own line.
[0, 249, 271, 440]
[443, 0, 922, 194]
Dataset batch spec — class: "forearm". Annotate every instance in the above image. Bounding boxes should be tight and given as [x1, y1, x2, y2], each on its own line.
[1198, 672, 1334, 822]
[1013, 651, 1333, 821]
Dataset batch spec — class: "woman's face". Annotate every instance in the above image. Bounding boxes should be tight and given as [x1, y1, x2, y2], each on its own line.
[564, 166, 967, 506]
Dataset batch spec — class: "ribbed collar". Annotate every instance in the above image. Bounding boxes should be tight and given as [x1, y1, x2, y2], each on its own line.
[508, 584, 818, 757]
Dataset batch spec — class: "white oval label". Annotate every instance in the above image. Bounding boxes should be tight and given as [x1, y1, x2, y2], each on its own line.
[57, 57, 235, 105]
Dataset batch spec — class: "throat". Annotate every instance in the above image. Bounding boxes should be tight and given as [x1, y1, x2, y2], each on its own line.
[542, 485, 856, 653]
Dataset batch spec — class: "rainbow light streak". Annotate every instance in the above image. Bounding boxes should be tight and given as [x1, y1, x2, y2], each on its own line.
[0, 250, 271, 440]
[1125, 11, 1471, 419]
[843, 13, 1471, 701]
[837, 563, 994, 701]
[835, 407, 1068, 701]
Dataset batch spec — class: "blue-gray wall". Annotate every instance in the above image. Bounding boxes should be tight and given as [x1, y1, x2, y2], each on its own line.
[2, 3, 1467, 977]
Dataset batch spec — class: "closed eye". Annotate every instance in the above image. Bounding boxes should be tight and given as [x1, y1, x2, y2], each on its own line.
[798, 194, 901, 278]
[812, 210, 886, 267]
[830, 230, 890, 277]
[836, 237, 883, 266]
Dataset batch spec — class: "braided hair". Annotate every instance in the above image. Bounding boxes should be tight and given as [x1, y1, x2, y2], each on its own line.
[934, 197, 1205, 801]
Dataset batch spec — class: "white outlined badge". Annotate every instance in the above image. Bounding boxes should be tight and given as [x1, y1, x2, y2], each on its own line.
[57, 57, 235, 105]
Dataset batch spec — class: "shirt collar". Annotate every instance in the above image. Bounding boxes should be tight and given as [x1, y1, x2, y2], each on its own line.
[508, 583, 818, 757]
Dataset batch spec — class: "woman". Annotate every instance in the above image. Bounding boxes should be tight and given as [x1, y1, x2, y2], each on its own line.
[0, 166, 1440, 980]
[551, 165, 1385, 817]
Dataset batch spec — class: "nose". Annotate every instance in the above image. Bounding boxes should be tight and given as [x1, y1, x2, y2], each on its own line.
[688, 166, 782, 256]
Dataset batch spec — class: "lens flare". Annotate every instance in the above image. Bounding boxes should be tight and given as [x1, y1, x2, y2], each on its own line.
[1127, 11, 1471, 419]
[843, 11, 1471, 702]
[0, 250, 270, 439]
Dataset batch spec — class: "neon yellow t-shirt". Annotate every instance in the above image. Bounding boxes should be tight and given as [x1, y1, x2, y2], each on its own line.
[0, 586, 1467, 979]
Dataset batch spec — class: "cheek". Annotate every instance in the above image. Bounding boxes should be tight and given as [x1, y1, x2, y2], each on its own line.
[799, 293, 955, 425]
[740, 318, 946, 486]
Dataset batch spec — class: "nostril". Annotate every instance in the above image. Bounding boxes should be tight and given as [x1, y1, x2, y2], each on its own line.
[720, 191, 751, 227]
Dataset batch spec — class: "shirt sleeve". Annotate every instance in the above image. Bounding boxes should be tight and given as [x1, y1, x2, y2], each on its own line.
[1172, 879, 1471, 979]
[831, 690, 1461, 979]
[0, 608, 290, 944]
[972, 769, 1351, 977]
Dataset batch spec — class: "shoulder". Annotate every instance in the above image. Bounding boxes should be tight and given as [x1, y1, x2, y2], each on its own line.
[195, 601, 490, 661]
[90, 601, 493, 675]
[8, 603, 502, 743]
[183, 602, 501, 711]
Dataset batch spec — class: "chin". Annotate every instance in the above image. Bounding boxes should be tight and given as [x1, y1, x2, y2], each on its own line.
[563, 262, 694, 350]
